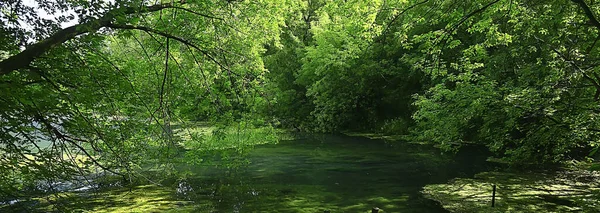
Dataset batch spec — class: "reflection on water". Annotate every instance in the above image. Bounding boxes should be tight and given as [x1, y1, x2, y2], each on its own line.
[0, 134, 490, 212]
[176, 181, 194, 198]
[169, 134, 490, 212]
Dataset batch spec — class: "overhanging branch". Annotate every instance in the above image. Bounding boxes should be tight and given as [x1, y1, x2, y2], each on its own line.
[0, 3, 218, 76]
[106, 23, 231, 73]
[572, 0, 600, 32]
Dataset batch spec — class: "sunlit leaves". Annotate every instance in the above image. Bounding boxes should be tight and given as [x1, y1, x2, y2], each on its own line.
[409, 0, 600, 164]
[0, 0, 303, 201]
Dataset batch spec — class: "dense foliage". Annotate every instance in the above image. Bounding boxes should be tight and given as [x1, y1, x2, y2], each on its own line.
[0, 0, 295, 200]
[264, 0, 600, 165]
[3, 0, 600, 204]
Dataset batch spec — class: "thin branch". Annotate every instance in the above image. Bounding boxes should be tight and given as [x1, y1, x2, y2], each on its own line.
[380, 0, 429, 40]
[170, 6, 223, 20]
[31, 110, 122, 176]
[132, 34, 161, 78]
[572, 0, 600, 32]
[89, 48, 166, 133]
[539, 36, 600, 101]
[185, 44, 225, 114]
[445, 0, 501, 38]
[587, 34, 600, 55]
[429, 0, 501, 78]
[0, 3, 179, 76]
[160, 38, 169, 111]
[106, 23, 232, 75]
[572, 0, 600, 55]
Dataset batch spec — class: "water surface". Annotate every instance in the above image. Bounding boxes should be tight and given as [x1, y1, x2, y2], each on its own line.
[1, 134, 490, 212]
[171, 134, 489, 212]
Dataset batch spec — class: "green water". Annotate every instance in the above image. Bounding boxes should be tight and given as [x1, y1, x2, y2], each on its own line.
[2, 134, 490, 212]
[167, 134, 490, 212]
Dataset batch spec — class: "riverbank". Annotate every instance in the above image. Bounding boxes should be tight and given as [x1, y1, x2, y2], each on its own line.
[421, 166, 600, 212]
[345, 131, 600, 212]
[10, 128, 592, 212]
[2, 131, 480, 212]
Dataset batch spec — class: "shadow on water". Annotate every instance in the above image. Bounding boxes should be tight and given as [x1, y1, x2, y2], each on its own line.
[169, 134, 491, 212]
[1, 134, 492, 212]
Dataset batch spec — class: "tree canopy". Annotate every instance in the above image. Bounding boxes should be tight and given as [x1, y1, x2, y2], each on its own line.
[0, 0, 297, 198]
[3, 0, 600, 203]
[264, 0, 600, 164]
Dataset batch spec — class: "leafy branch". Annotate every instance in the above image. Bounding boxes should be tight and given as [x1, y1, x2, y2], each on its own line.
[0, 3, 219, 76]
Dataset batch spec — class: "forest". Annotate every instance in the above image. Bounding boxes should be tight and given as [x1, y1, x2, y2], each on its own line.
[2, 0, 600, 212]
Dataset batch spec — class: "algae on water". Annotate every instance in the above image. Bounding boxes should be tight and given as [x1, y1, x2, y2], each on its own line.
[422, 170, 600, 212]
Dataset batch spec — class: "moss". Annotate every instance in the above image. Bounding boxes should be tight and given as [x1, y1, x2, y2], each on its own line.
[343, 132, 406, 141]
[343, 132, 431, 145]
[1, 185, 202, 213]
[422, 170, 600, 212]
[84, 185, 195, 213]
[4, 133, 477, 212]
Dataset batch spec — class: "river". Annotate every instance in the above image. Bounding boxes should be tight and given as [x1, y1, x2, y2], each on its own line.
[1, 133, 491, 212]
[164, 134, 490, 212]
